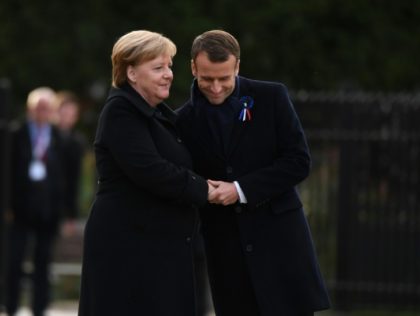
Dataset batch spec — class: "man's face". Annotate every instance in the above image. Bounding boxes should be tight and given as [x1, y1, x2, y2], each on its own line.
[30, 98, 53, 125]
[58, 102, 79, 130]
[192, 52, 239, 105]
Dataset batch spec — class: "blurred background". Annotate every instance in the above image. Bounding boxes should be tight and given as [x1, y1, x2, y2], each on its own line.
[1, 0, 420, 315]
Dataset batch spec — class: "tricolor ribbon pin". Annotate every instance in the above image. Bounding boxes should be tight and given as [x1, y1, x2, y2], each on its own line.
[238, 96, 254, 122]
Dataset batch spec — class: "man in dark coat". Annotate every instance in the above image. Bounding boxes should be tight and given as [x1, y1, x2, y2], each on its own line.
[6, 87, 66, 316]
[55, 91, 87, 235]
[177, 30, 331, 316]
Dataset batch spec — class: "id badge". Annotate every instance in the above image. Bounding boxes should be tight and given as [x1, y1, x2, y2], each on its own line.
[29, 160, 47, 181]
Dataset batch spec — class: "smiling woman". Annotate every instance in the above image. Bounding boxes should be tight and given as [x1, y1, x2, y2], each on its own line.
[77, 30, 212, 316]
[126, 54, 174, 107]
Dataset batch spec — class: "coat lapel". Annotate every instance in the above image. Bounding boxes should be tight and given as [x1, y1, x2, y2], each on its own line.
[107, 84, 176, 128]
[226, 78, 255, 158]
[186, 77, 255, 161]
[156, 103, 177, 126]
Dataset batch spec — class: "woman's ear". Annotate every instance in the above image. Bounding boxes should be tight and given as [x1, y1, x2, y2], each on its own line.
[127, 65, 136, 83]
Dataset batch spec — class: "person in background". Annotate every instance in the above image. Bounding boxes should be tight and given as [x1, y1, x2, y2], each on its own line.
[176, 30, 331, 316]
[55, 91, 87, 237]
[78, 30, 214, 316]
[6, 87, 66, 316]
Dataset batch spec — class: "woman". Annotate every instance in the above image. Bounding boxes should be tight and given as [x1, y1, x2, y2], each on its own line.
[78, 30, 211, 316]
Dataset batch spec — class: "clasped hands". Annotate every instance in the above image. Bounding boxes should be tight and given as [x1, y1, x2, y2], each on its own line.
[207, 180, 239, 206]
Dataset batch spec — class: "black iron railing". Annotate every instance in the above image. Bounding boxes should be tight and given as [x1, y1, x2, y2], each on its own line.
[293, 91, 420, 310]
[0, 79, 11, 314]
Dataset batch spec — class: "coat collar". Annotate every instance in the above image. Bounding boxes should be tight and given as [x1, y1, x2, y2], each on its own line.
[190, 76, 241, 108]
[188, 76, 256, 160]
[107, 82, 176, 124]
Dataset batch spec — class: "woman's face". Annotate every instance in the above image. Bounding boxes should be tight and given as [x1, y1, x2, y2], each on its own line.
[127, 54, 173, 107]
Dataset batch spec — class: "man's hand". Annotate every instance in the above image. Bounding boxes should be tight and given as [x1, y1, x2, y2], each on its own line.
[208, 182, 217, 196]
[207, 180, 239, 206]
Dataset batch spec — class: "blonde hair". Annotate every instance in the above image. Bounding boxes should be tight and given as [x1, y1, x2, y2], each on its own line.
[26, 87, 57, 110]
[111, 30, 177, 87]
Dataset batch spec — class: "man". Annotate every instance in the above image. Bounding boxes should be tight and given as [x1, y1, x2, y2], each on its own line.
[6, 87, 66, 316]
[177, 30, 331, 316]
[55, 91, 86, 236]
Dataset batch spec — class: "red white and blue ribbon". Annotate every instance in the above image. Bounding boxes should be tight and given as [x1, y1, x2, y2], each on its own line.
[238, 96, 254, 122]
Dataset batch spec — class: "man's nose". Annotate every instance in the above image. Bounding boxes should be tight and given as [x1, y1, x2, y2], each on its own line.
[210, 81, 222, 93]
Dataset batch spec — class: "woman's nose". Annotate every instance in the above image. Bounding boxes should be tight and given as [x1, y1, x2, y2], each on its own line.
[163, 68, 173, 79]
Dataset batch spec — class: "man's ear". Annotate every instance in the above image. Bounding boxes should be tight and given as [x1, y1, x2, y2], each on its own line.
[235, 59, 240, 76]
[191, 59, 197, 77]
[127, 65, 136, 83]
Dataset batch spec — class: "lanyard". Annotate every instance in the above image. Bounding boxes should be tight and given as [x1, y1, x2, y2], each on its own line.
[31, 125, 51, 160]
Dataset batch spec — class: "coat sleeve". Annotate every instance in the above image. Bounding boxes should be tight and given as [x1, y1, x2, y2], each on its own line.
[236, 84, 311, 209]
[99, 101, 208, 207]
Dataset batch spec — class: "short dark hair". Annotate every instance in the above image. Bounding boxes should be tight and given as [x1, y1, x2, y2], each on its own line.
[191, 30, 240, 62]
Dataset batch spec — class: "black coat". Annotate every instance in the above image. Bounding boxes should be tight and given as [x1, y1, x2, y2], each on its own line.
[78, 84, 209, 316]
[177, 76, 331, 315]
[59, 129, 86, 218]
[10, 121, 65, 231]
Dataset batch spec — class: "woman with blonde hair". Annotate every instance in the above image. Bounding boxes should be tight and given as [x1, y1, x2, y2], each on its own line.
[78, 30, 213, 315]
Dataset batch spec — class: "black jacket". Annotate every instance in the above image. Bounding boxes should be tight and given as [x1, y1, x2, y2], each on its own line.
[10, 121, 65, 231]
[59, 128, 86, 218]
[177, 76, 331, 315]
[78, 83, 208, 316]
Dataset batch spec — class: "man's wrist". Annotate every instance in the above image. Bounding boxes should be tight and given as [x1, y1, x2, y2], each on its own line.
[234, 181, 247, 204]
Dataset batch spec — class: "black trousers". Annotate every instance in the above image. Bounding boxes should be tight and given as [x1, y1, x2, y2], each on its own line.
[202, 211, 260, 316]
[6, 223, 56, 316]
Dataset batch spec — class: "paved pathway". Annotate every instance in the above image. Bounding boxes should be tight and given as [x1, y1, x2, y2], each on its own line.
[12, 303, 217, 316]
[12, 303, 332, 316]
[16, 308, 76, 316]
[14, 302, 78, 316]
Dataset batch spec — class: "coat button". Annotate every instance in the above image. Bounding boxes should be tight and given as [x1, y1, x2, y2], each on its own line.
[234, 205, 242, 214]
[245, 244, 253, 252]
[176, 137, 182, 143]
[186, 237, 192, 243]
[226, 166, 233, 174]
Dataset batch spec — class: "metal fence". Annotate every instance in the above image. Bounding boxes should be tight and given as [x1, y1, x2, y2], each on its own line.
[0, 79, 11, 314]
[293, 91, 420, 310]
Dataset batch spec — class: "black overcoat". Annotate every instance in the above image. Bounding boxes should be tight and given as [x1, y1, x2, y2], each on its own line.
[78, 84, 208, 316]
[177, 76, 331, 315]
[10, 122, 65, 231]
[60, 129, 86, 218]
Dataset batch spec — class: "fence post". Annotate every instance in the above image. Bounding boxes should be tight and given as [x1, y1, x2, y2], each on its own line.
[0, 78, 11, 315]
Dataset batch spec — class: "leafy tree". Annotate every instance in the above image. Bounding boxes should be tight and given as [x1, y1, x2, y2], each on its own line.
[1, 0, 419, 120]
